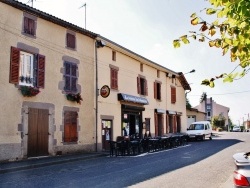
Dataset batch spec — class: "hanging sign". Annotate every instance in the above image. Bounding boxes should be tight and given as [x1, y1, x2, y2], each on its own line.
[100, 85, 110, 98]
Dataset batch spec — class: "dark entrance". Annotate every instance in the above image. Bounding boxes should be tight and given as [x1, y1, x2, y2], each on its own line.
[121, 105, 143, 139]
[28, 108, 49, 157]
[102, 120, 112, 151]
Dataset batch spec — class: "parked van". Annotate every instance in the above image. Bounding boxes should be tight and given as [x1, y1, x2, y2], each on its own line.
[186, 121, 212, 141]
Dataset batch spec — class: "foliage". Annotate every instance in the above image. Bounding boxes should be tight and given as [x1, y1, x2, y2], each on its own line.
[212, 115, 225, 128]
[186, 97, 192, 109]
[66, 93, 83, 104]
[200, 92, 207, 103]
[173, 0, 250, 87]
[19, 86, 40, 97]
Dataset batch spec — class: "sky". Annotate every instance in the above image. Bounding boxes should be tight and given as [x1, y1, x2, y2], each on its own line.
[16, 0, 250, 125]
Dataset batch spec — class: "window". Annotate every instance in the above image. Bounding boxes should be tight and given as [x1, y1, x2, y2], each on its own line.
[207, 105, 211, 110]
[9, 46, 45, 88]
[137, 76, 148, 95]
[171, 87, 176, 103]
[64, 62, 78, 92]
[112, 51, 116, 61]
[64, 111, 78, 143]
[66, 33, 76, 49]
[110, 67, 118, 90]
[154, 81, 161, 100]
[140, 63, 143, 72]
[157, 70, 160, 78]
[207, 111, 211, 116]
[23, 16, 36, 36]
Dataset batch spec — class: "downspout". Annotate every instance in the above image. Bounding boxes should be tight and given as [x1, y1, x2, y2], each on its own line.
[95, 40, 98, 152]
[94, 39, 105, 152]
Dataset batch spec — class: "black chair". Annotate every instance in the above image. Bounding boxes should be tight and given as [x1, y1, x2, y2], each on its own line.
[109, 141, 118, 157]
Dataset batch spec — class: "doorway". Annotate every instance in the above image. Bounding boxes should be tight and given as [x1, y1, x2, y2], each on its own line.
[102, 120, 112, 151]
[27, 108, 49, 157]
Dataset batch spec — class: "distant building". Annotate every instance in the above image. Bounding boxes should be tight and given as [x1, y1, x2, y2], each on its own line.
[194, 97, 230, 127]
[186, 108, 206, 127]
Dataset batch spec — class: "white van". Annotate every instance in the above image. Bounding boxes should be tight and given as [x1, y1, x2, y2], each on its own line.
[186, 121, 212, 141]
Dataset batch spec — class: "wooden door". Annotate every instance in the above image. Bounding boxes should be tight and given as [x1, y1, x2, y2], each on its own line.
[28, 108, 49, 157]
[102, 120, 112, 151]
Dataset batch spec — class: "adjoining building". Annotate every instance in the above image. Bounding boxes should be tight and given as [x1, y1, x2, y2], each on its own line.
[96, 36, 191, 151]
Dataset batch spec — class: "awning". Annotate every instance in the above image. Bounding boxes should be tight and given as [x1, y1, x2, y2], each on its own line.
[166, 110, 177, 115]
[155, 109, 165, 114]
[118, 93, 148, 105]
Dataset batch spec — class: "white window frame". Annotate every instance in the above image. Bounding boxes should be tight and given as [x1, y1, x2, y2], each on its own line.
[19, 51, 34, 86]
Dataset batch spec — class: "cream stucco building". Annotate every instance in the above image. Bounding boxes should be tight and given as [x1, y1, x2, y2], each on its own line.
[0, 1, 97, 161]
[96, 36, 191, 151]
[0, 1, 191, 161]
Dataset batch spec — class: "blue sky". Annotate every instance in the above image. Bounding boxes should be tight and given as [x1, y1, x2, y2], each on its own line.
[17, 0, 250, 124]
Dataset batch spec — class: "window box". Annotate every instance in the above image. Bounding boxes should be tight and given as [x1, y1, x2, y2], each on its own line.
[19, 85, 40, 97]
[66, 93, 83, 104]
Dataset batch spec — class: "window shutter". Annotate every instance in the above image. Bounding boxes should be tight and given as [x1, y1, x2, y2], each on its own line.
[114, 70, 118, 89]
[145, 79, 148, 96]
[37, 54, 45, 88]
[9, 47, 20, 84]
[71, 64, 77, 92]
[67, 33, 76, 49]
[137, 77, 141, 94]
[171, 87, 176, 103]
[110, 68, 118, 89]
[24, 17, 29, 34]
[159, 83, 161, 100]
[64, 62, 71, 91]
[154, 82, 156, 99]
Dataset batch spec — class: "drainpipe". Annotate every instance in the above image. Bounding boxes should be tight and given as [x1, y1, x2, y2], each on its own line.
[95, 39, 105, 152]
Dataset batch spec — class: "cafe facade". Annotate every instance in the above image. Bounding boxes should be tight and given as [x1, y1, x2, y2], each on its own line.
[96, 36, 191, 151]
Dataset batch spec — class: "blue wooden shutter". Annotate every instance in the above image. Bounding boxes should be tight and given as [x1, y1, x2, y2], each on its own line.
[64, 62, 77, 92]
[64, 62, 71, 91]
[71, 64, 77, 92]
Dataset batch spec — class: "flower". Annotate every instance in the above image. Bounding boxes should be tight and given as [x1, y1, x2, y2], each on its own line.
[66, 93, 83, 104]
[19, 86, 40, 97]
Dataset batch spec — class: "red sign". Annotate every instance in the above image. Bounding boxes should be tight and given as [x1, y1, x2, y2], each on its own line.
[100, 85, 110, 98]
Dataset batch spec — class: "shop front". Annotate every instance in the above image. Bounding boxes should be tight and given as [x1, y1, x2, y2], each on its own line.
[118, 93, 148, 139]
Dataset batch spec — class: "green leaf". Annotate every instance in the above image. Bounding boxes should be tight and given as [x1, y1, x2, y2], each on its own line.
[173, 40, 181, 48]
[180, 35, 190, 44]
[206, 8, 217, 15]
[209, 81, 215, 88]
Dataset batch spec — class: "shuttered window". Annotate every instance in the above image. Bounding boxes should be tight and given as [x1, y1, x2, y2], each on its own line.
[137, 76, 148, 96]
[154, 81, 161, 100]
[171, 87, 176, 104]
[9, 46, 45, 88]
[66, 33, 76, 49]
[64, 111, 78, 143]
[110, 68, 118, 90]
[24, 17, 36, 36]
[64, 62, 78, 92]
[112, 51, 116, 61]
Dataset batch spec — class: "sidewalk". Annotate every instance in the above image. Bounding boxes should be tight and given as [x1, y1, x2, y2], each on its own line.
[0, 152, 108, 174]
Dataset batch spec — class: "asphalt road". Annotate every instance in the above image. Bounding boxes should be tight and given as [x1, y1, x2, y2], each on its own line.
[0, 132, 248, 188]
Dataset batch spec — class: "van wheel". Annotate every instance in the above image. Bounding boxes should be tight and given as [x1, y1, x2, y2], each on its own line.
[209, 134, 212, 140]
[202, 135, 205, 141]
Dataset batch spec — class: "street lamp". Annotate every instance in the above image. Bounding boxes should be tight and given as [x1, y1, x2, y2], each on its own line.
[178, 69, 195, 75]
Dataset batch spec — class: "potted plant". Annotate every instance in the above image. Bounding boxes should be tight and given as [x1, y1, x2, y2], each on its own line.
[19, 86, 40, 97]
[66, 93, 83, 104]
